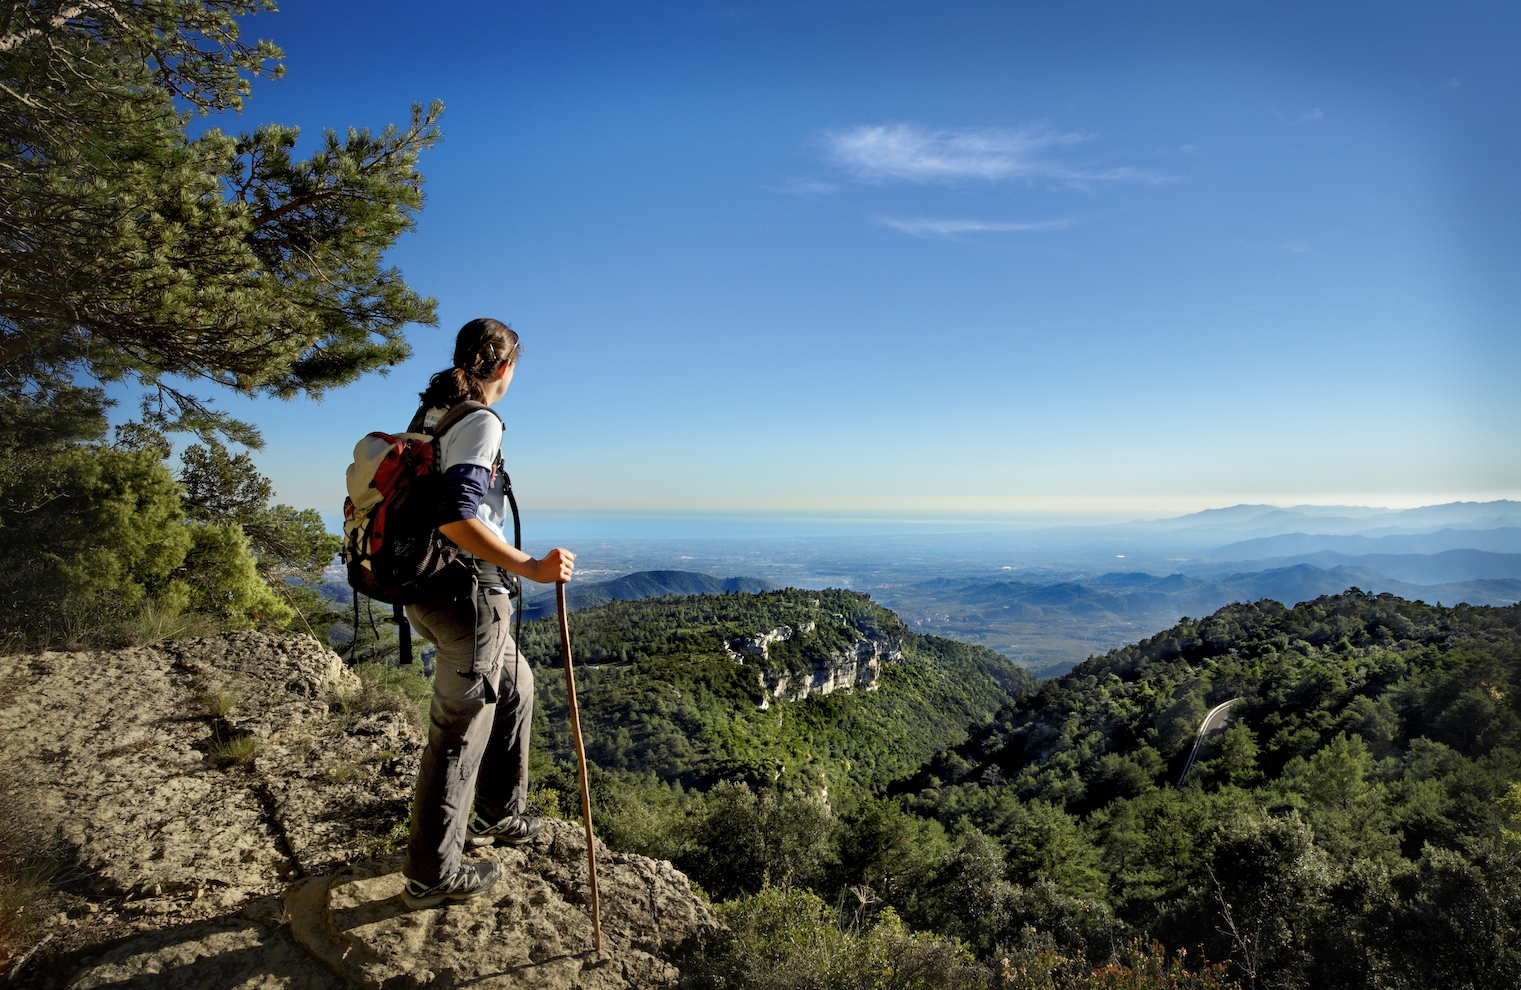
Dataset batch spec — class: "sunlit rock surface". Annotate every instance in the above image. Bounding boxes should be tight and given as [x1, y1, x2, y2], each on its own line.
[285, 821, 721, 989]
[726, 625, 903, 708]
[0, 632, 720, 989]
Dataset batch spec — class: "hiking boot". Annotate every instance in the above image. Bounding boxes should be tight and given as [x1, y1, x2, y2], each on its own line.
[467, 808, 544, 847]
[401, 860, 502, 909]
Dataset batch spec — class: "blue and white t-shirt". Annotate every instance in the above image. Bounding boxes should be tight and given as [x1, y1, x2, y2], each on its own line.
[419, 405, 508, 552]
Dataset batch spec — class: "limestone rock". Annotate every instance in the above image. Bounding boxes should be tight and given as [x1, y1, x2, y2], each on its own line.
[162, 635, 424, 877]
[284, 820, 723, 990]
[725, 626, 794, 661]
[66, 912, 341, 990]
[0, 633, 722, 989]
[751, 636, 902, 708]
[0, 643, 296, 908]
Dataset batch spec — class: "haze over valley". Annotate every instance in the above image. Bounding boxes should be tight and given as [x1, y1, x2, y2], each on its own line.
[497, 500, 1521, 674]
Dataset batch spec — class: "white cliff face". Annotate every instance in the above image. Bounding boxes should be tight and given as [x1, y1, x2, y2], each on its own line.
[725, 626, 795, 663]
[731, 631, 903, 709]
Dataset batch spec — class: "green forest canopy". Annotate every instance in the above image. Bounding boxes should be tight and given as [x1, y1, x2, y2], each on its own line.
[520, 588, 1521, 989]
[1, 0, 440, 441]
[518, 588, 1034, 796]
[0, 2, 434, 645]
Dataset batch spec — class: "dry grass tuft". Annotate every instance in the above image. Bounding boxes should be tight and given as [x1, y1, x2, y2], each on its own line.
[197, 685, 241, 717]
[208, 734, 260, 767]
[327, 661, 432, 730]
[324, 757, 365, 784]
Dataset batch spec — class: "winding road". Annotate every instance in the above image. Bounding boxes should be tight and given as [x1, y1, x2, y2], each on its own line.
[1177, 698, 1241, 785]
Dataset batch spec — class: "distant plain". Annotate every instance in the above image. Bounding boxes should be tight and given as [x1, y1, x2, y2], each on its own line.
[506, 501, 1521, 675]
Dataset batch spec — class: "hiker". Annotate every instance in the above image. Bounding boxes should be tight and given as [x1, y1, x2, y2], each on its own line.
[399, 317, 575, 910]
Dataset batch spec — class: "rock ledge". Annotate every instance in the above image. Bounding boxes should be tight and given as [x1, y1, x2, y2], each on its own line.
[285, 820, 721, 989]
[0, 633, 722, 989]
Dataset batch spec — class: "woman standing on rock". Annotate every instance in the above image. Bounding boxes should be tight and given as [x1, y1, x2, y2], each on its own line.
[399, 317, 575, 910]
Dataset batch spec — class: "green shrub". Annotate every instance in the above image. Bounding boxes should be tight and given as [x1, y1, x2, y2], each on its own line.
[687, 884, 987, 990]
[679, 782, 835, 900]
[0, 443, 294, 645]
[166, 522, 292, 628]
[999, 937, 1238, 989]
[0, 446, 192, 642]
[592, 784, 693, 863]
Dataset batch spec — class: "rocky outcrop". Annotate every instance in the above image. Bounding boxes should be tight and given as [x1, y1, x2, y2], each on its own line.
[283, 822, 721, 989]
[723, 624, 902, 709]
[0, 632, 720, 989]
[725, 626, 797, 662]
[751, 636, 902, 708]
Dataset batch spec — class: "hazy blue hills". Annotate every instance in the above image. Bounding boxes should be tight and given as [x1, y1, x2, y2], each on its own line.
[519, 569, 772, 621]
[1137, 500, 1521, 538]
[1198, 548, 1521, 584]
[1212, 525, 1521, 558]
[1215, 562, 1521, 608]
[582, 569, 771, 600]
[874, 559, 1521, 675]
[321, 501, 1521, 683]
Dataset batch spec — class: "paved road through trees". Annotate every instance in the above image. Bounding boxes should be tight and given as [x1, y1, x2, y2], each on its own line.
[1177, 698, 1241, 785]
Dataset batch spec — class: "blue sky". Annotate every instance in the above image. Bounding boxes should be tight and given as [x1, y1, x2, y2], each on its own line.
[192, 1, 1519, 527]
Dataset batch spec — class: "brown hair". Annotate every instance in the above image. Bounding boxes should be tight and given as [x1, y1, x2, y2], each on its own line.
[418, 318, 521, 409]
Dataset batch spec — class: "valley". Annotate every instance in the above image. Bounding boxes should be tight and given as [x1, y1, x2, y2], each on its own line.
[502, 501, 1521, 676]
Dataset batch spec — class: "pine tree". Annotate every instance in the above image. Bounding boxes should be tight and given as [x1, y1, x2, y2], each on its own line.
[0, 1, 440, 442]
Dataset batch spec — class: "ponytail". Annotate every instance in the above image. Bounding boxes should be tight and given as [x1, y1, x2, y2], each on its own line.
[418, 318, 521, 409]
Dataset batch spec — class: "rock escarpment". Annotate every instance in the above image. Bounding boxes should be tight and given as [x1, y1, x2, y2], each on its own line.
[726, 623, 902, 708]
[0, 632, 720, 989]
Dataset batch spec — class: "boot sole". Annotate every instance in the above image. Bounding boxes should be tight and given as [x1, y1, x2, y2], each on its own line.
[401, 887, 493, 910]
[466, 830, 540, 848]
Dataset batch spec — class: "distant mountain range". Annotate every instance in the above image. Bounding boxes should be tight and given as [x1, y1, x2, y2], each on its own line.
[320, 500, 1521, 677]
[872, 554, 1521, 675]
[1136, 500, 1521, 538]
[1191, 548, 1521, 584]
[518, 569, 773, 621]
[1206, 527, 1521, 559]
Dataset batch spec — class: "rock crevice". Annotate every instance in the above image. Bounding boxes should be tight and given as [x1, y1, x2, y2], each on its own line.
[0, 632, 720, 989]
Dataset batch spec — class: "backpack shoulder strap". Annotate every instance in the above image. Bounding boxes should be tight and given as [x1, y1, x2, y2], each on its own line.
[430, 401, 504, 439]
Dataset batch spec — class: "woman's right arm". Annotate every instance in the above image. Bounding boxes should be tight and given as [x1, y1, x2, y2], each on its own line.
[439, 518, 575, 585]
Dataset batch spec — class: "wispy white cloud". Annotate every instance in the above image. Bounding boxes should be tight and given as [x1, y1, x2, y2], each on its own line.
[1281, 240, 1312, 253]
[827, 123, 1166, 185]
[765, 178, 839, 197]
[878, 217, 1078, 237]
[1275, 108, 1325, 125]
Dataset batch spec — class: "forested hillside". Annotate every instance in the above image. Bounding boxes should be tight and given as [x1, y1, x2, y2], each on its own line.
[511, 588, 1521, 988]
[882, 591, 1521, 987]
[518, 588, 1033, 796]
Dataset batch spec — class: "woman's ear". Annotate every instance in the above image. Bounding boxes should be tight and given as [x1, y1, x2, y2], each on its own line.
[493, 361, 513, 382]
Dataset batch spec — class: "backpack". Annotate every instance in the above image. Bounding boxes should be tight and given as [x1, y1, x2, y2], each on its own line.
[341, 401, 519, 605]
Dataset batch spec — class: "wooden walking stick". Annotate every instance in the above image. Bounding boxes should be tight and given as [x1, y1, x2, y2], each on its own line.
[557, 580, 602, 951]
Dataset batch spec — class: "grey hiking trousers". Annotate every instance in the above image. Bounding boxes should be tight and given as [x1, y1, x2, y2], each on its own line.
[403, 584, 533, 884]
